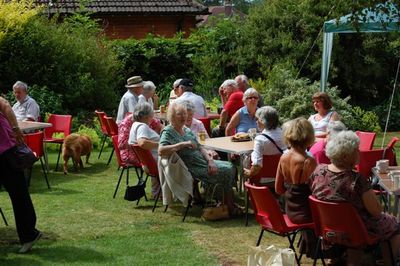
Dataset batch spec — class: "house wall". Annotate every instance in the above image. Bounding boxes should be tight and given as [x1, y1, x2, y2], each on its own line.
[95, 15, 197, 39]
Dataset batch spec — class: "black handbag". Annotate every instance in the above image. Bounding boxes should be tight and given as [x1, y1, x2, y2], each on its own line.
[3, 144, 38, 170]
[124, 181, 146, 201]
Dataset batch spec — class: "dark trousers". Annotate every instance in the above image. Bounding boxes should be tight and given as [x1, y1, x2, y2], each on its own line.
[0, 148, 39, 244]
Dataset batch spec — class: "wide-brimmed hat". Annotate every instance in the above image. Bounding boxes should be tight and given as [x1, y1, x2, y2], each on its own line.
[125, 76, 144, 88]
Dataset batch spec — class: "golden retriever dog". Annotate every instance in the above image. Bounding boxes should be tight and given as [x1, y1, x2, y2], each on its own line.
[62, 133, 92, 174]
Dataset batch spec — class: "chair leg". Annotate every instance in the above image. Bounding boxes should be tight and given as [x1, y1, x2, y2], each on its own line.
[40, 158, 51, 189]
[0, 208, 8, 226]
[256, 229, 264, 246]
[182, 196, 192, 222]
[152, 188, 161, 212]
[98, 135, 106, 159]
[55, 143, 62, 171]
[107, 147, 115, 166]
[287, 232, 301, 265]
[113, 168, 125, 198]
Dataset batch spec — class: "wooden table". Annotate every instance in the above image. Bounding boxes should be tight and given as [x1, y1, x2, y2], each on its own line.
[18, 121, 52, 132]
[201, 136, 254, 193]
[371, 166, 400, 216]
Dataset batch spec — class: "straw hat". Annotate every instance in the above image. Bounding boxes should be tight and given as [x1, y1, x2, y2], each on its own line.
[125, 76, 144, 88]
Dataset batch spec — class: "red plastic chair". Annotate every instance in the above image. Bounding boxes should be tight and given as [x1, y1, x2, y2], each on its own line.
[44, 114, 72, 171]
[24, 131, 51, 189]
[104, 116, 118, 165]
[111, 136, 144, 203]
[308, 195, 393, 265]
[245, 154, 282, 226]
[197, 117, 211, 136]
[245, 182, 314, 265]
[356, 131, 376, 151]
[95, 110, 111, 159]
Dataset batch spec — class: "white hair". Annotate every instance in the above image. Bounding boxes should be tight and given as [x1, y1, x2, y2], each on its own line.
[13, 81, 28, 92]
[327, 121, 347, 139]
[173, 79, 182, 88]
[143, 81, 156, 94]
[243, 87, 259, 101]
[326, 130, 360, 169]
[221, 79, 238, 89]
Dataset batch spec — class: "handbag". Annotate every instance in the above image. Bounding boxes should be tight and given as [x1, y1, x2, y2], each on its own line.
[247, 245, 295, 266]
[3, 144, 38, 170]
[124, 181, 146, 201]
[201, 184, 229, 221]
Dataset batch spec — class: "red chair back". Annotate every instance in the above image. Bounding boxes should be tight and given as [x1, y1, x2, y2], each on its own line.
[95, 110, 109, 136]
[132, 144, 158, 177]
[387, 136, 399, 150]
[104, 116, 118, 136]
[197, 117, 211, 136]
[245, 182, 289, 233]
[309, 195, 378, 247]
[111, 135, 124, 168]
[250, 154, 282, 186]
[356, 146, 397, 178]
[44, 114, 72, 140]
[24, 131, 45, 158]
[356, 131, 376, 151]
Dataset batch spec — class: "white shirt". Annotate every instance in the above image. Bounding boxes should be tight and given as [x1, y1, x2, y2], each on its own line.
[128, 122, 160, 161]
[12, 96, 40, 121]
[116, 90, 139, 124]
[187, 118, 210, 138]
[138, 95, 154, 109]
[175, 91, 206, 117]
[251, 128, 286, 166]
[308, 111, 334, 136]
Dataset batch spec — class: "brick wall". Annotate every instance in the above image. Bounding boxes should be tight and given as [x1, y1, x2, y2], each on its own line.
[95, 15, 197, 39]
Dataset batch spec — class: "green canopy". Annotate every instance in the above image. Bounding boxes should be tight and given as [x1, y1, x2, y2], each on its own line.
[321, 2, 400, 91]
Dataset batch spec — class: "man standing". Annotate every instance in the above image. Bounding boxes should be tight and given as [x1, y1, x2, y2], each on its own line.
[213, 79, 244, 137]
[174, 78, 206, 117]
[116, 76, 144, 124]
[12, 81, 40, 122]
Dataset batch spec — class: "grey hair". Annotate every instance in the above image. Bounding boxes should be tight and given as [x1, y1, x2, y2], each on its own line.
[255, 106, 279, 130]
[235, 74, 249, 86]
[243, 88, 259, 101]
[143, 81, 156, 94]
[179, 100, 195, 113]
[326, 130, 360, 169]
[13, 81, 28, 92]
[221, 79, 238, 89]
[173, 79, 182, 88]
[133, 102, 154, 121]
[327, 121, 347, 138]
[167, 102, 186, 123]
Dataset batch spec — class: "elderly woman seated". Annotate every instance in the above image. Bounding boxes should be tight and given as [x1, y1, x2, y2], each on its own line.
[139, 80, 159, 110]
[244, 106, 286, 178]
[128, 102, 161, 199]
[225, 88, 259, 136]
[158, 102, 242, 216]
[309, 131, 400, 264]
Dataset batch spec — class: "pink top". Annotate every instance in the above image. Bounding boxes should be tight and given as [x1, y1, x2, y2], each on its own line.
[188, 118, 210, 138]
[309, 140, 331, 164]
[0, 113, 16, 154]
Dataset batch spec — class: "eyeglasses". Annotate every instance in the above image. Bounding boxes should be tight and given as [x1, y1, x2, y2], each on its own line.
[246, 96, 259, 100]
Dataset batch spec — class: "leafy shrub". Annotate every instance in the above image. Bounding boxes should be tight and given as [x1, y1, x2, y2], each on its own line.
[0, 2, 119, 116]
[373, 101, 400, 132]
[76, 125, 101, 150]
[347, 106, 381, 132]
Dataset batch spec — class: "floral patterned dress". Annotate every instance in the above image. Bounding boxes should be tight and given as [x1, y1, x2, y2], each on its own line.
[159, 125, 235, 191]
[309, 164, 399, 240]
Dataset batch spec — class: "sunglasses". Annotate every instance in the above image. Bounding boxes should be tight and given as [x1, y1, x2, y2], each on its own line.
[246, 96, 259, 100]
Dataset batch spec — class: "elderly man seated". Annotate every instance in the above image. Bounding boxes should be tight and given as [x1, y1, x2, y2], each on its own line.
[12, 81, 40, 121]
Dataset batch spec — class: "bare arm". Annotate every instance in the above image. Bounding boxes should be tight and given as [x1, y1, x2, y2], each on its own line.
[158, 141, 195, 157]
[275, 161, 286, 195]
[225, 111, 240, 136]
[137, 138, 158, 150]
[219, 109, 229, 128]
[362, 189, 383, 217]
[244, 165, 261, 178]
[0, 97, 23, 144]
[200, 146, 217, 175]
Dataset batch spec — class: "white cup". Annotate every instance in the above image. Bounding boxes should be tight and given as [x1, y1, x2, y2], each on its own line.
[376, 159, 389, 174]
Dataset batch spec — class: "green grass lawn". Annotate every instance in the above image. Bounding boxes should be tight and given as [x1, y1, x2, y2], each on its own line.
[0, 149, 289, 265]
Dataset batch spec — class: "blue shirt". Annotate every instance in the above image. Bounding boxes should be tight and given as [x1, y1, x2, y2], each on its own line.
[236, 106, 257, 133]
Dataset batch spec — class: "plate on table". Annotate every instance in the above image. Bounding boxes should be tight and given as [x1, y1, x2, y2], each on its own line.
[231, 133, 251, 142]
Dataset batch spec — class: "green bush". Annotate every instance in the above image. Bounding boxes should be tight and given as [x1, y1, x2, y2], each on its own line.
[76, 125, 102, 150]
[347, 106, 381, 132]
[0, 2, 119, 116]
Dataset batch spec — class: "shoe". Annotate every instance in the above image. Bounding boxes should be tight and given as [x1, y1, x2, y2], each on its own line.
[19, 231, 42, 254]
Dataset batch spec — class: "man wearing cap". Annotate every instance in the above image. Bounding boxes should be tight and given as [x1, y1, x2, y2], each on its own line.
[12, 81, 40, 122]
[174, 78, 206, 117]
[116, 76, 144, 124]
